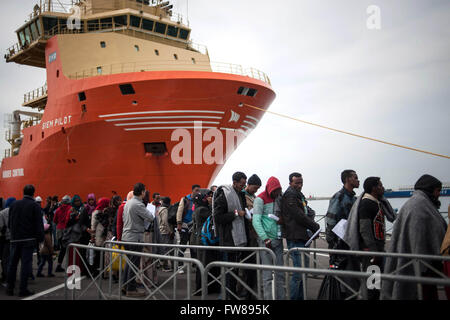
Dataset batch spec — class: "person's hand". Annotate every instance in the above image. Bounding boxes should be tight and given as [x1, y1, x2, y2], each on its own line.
[237, 210, 245, 217]
[276, 216, 284, 225]
[264, 239, 272, 249]
[177, 223, 182, 232]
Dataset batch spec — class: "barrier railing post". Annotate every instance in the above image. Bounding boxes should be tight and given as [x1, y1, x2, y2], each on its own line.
[256, 251, 262, 300]
[413, 259, 423, 300]
[72, 247, 76, 300]
[221, 266, 226, 300]
[99, 250, 104, 300]
[301, 251, 307, 300]
[187, 263, 191, 300]
[118, 253, 122, 300]
[173, 247, 178, 300]
[108, 246, 113, 296]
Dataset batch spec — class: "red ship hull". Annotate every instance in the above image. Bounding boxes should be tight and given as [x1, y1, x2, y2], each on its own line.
[1, 37, 275, 202]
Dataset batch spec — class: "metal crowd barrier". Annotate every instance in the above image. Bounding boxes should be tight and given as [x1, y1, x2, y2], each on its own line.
[285, 247, 450, 300]
[202, 261, 450, 300]
[104, 240, 277, 299]
[65, 243, 206, 300]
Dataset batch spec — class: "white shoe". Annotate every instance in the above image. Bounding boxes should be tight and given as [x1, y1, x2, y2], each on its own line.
[177, 268, 185, 274]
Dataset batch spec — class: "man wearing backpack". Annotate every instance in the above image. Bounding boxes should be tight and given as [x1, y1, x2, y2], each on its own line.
[176, 184, 201, 272]
[214, 172, 249, 300]
[325, 170, 360, 268]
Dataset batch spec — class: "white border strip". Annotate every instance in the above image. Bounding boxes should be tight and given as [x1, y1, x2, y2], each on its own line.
[241, 125, 253, 131]
[115, 121, 220, 127]
[243, 120, 256, 128]
[22, 276, 86, 300]
[246, 115, 259, 122]
[106, 116, 222, 122]
[100, 110, 225, 118]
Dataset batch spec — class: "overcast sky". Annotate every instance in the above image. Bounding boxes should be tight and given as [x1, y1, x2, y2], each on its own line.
[0, 0, 449, 196]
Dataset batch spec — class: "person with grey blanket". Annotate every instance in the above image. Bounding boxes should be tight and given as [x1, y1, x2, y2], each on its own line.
[380, 174, 447, 300]
[213, 171, 249, 300]
[344, 177, 396, 299]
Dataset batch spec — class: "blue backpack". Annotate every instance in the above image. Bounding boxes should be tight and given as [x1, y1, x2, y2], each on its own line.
[200, 216, 219, 246]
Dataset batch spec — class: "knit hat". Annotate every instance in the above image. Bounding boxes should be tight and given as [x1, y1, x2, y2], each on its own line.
[248, 174, 262, 186]
[62, 195, 71, 204]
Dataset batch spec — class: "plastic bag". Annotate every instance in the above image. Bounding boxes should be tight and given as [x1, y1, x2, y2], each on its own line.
[110, 245, 126, 272]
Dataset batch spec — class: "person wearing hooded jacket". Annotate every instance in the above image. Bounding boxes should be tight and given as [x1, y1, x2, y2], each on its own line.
[0, 197, 16, 283]
[253, 176, 285, 300]
[381, 174, 447, 300]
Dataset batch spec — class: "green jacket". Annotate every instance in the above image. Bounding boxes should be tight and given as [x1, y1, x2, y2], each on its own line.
[252, 197, 280, 241]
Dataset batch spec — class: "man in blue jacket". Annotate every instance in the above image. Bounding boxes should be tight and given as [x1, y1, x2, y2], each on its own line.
[6, 185, 44, 297]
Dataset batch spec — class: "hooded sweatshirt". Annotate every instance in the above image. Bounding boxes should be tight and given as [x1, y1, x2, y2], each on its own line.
[53, 203, 72, 230]
[0, 197, 16, 240]
[252, 177, 282, 241]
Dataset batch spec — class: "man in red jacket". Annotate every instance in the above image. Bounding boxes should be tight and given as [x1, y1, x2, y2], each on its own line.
[53, 195, 71, 272]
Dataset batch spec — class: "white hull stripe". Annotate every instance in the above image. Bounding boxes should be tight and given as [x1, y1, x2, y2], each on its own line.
[124, 126, 217, 131]
[115, 121, 220, 127]
[106, 116, 222, 122]
[246, 115, 259, 122]
[241, 125, 253, 131]
[100, 110, 225, 118]
[243, 120, 256, 128]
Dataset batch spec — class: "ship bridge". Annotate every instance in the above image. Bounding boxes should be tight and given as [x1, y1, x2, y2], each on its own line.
[5, 0, 195, 68]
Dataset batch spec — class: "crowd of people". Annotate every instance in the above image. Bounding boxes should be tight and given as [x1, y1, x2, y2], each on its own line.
[0, 170, 449, 300]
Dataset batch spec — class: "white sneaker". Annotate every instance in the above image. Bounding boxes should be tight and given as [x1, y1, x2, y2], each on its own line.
[177, 268, 185, 274]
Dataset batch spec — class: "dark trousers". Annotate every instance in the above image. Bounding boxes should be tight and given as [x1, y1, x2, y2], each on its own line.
[57, 244, 66, 265]
[178, 229, 196, 264]
[1, 239, 10, 281]
[35, 241, 41, 266]
[223, 251, 240, 300]
[238, 249, 257, 299]
[37, 254, 53, 276]
[7, 241, 35, 294]
[122, 244, 143, 292]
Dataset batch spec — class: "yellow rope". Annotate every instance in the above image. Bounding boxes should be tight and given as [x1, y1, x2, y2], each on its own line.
[244, 103, 450, 160]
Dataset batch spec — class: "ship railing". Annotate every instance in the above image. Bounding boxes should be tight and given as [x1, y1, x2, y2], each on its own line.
[67, 60, 271, 85]
[24, 83, 48, 104]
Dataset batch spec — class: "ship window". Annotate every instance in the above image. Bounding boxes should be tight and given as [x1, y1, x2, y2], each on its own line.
[30, 22, 39, 41]
[87, 19, 99, 31]
[42, 132, 44, 139]
[130, 15, 141, 28]
[154, 49, 159, 56]
[192, 58, 196, 64]
[36, 20, 43, 36]
[30, 134, 33, 142]
[114, 15, 127, 27]
[179, 28, 189, 40]
[100, 41, 106, 48]
[18, 31, 26, 47]
[43, 17, 58, 32]
[24, 27, 32, 45]
[155, 22, 167, 34]
[119, 84, 135, 95]
[167, 25, 179, 37]
[97, 66, 102, 75]
[57, 70, 60, 78]
[174, 54, 178, 60]
[247, 88, 258, 97]
[134, 45, 140, 52]
[144, 143, 167, 156]
[100, 17, 113, 29]
[58, 18, 67, 32]
[142, 19, 154, 31]
[237, 87, 249, 95]
[78, 92, 86, 101]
